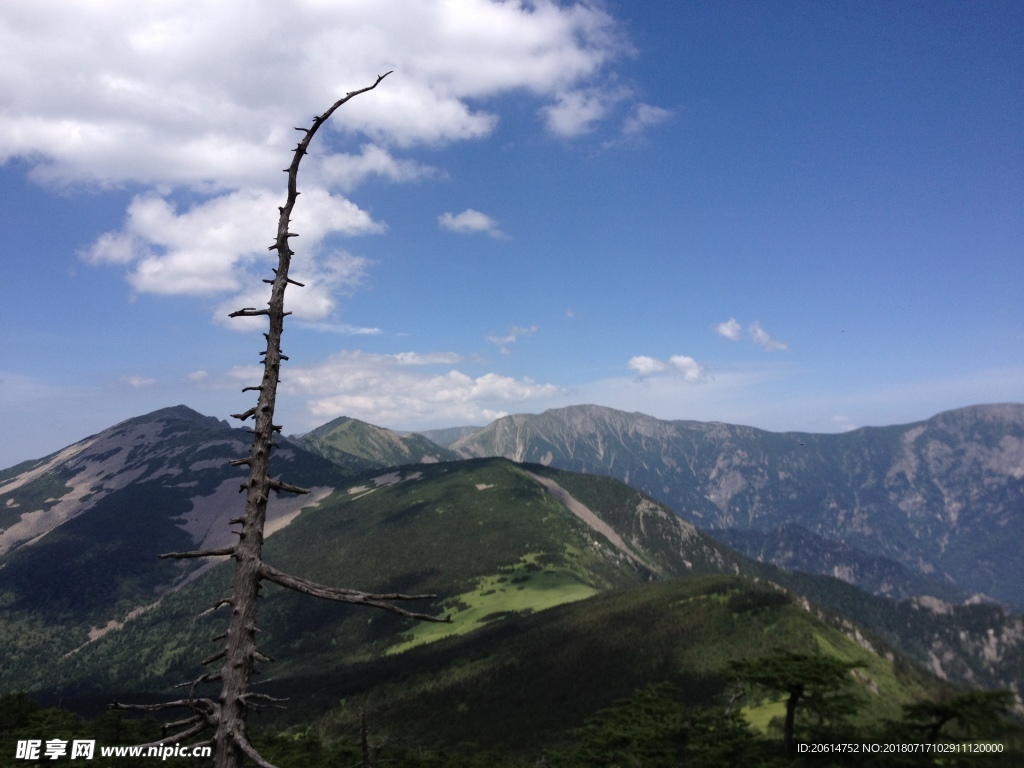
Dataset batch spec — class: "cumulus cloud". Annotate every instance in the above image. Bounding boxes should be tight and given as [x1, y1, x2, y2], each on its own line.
[229, 349, 562, 428]
[82, 183, 379, 333]
[5, 2, 660, 332]
[749, 321, 788, 351]
[715, 318, 742, 341]
[0, 1, 632, 189]
[627, 355, 705, 382]
[438, 209, 506, 238]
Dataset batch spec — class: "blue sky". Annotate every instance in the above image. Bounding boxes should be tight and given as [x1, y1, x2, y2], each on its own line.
[1, 1, 1022, 468]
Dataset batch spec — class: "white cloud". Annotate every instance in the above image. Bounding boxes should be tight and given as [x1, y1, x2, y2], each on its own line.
[749, 321, 788, 351]
[83, 187, 379, 311]
[438, 208, 506, 238]
[0, 1, 630, 189]
[392, 352, 464, 365]
[7, 1, 643, 331]
[293, 322, 381, 336]
[313, 143, 438, 192]
[627, 354, 705, 382]
[627, 355, 667, 376]
[185, 370, 208, 383]
[230, 349, 562, 428]
[716, 317, 788, 351]
[622, 103, 672, 136]
[123, 375, 157, 389]
[715, 318, 742, 341]
[668, 356, 705, 382]
[542, 85, 631, 137]
[213, 250, 372, 331]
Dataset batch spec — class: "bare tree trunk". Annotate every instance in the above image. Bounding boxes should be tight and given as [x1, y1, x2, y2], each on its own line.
[114, 72, 449, 768]
[783, 684, 803, 760]
[360, 711, 370, 768]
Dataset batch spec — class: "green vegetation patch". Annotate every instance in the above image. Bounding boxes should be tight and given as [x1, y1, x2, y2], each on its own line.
[742, 699, 787, 733]
[387, 553, 598, 654]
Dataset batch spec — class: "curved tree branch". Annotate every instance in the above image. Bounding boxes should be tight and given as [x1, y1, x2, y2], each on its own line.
[259, 561, 452, 623]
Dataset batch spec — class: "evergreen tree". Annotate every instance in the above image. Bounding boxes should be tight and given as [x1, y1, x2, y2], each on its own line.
[727, 651, 861, 759]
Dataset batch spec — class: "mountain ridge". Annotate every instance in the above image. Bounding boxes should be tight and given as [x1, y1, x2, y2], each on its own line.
[450, 402, 1024, 606]
[291, 414, 460, 469]
[2, 404, 1022, 711]
[0, 404, 352, 683]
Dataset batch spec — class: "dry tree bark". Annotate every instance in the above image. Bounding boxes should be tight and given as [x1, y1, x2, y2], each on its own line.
[113, 72, 449, 768]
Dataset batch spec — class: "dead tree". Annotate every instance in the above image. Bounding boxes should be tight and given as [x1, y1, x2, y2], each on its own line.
[113, 72, 449, 768]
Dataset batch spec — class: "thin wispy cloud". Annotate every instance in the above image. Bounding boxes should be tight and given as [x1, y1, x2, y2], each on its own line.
[749, 321, 788, 351]
[123, 375, 157, 389]
[294, 322, 381, 336]
[487, 324, 539, 354]
[391, 352, 464, 365]
[438, 209, 507, 239]
[622, 103, 672, 136]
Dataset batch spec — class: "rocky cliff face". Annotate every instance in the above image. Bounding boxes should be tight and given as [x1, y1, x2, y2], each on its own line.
[452, 404, 1024, 605]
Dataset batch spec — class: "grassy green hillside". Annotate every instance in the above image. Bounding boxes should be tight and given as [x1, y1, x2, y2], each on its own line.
[267, 575, 944, 753]
[11, 457, 1019, 706]
[5, 449, 1020, 764]
[27, 458, 697, 701]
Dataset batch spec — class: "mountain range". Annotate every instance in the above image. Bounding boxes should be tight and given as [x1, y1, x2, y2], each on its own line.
[447, 403, 1024, 608]
[1, 402, 1022, 754]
